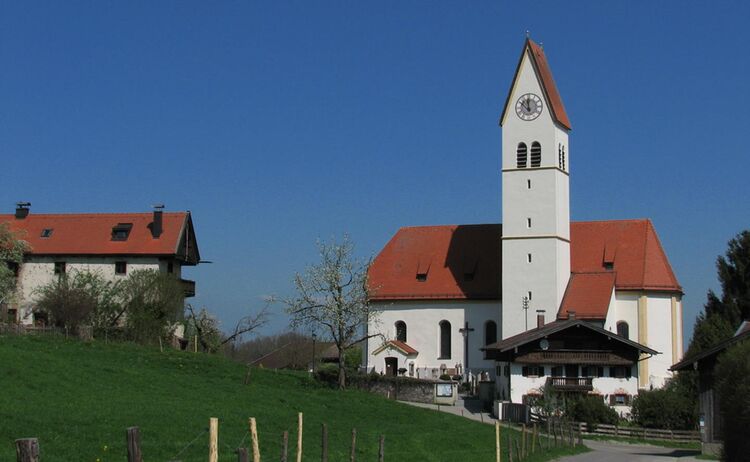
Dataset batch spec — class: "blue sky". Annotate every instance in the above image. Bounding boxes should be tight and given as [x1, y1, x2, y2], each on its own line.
[2, 2, 749, 345]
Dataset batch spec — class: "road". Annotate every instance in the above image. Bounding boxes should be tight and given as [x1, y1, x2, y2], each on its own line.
[558, 439, 702, 462]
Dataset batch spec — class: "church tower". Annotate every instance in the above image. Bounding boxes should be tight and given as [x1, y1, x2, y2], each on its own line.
[500, 39, 571, 339]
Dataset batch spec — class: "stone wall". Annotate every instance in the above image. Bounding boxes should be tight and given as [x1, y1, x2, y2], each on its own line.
[350, 376, 439, 404]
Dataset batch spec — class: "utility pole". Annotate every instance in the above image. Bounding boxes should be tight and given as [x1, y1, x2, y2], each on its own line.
[522, 296, 530, 331]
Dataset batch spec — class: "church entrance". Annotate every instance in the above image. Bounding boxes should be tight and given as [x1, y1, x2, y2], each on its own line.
[385, 357, 398, 377]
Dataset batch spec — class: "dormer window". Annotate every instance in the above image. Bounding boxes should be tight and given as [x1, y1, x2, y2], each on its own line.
[516, 142, 528, 168]
[111, 223, 133, 241]
[416, 259, 430, 282]
[530, 142, 541, 167]
[40, 228, 53, 238]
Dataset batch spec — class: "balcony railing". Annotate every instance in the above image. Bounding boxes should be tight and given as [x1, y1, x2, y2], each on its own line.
[181, 279, 196, 298]
[546, 377, 594, 392]
[516, 350, 632, 365]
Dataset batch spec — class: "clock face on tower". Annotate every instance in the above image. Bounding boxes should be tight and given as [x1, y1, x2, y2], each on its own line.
[515, 93, 543, 121]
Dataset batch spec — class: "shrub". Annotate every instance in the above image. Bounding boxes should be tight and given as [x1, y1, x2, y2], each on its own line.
[439, 374, 452, 381]
[565, 395, 618, 429]
[715, 340, 750, 462]
[631, 384, 696, 430]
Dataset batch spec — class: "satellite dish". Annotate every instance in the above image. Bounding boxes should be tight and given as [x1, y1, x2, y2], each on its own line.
[540, 339, 549, 351]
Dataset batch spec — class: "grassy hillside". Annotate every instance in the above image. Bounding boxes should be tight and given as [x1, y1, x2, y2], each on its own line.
[1, 335, 584, 461]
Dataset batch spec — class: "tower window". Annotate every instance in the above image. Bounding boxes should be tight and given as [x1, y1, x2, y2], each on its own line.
[485, 320, 497, 346]
[561, 145, 566, 171]
[516, 142, 528, 168]
[527, 253, 532, 263]
[527, 218, 532, 228]
[527, 179, 531, 189]
[530, 142, 541, 167]
[528, 291, 532, 301]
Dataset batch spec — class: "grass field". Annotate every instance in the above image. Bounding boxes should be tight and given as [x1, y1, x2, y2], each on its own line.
[1, 335, 586, 461]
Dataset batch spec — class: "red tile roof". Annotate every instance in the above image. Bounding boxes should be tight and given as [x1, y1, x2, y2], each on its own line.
[0, 212, 198, 261]
[558, 272, 616, 320]
[368, 219, 681, 304]
[372, 340, 419, 356]
[501, 39, 571, 130]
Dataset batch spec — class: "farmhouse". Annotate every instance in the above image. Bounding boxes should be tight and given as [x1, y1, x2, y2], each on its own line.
[0, 203, 200, 325]
[365, 39, 684, 408]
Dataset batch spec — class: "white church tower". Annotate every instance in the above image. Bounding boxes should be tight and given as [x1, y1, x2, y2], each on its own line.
[500, 39, 572, 339]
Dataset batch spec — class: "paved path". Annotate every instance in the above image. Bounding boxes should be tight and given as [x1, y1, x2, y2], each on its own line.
[557, 440, 701, 462]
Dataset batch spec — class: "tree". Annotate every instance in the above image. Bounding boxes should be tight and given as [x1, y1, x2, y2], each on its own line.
[715, 340, 750, 461]
[688, 230, 750, 357]
[280, 236, 379, 389]
[185, 303, 269, 353]
[119, 269, 185, 344]
[631, 382, 697, 430]
[0, 223, 28, 313]
[34, 271, 121, 332]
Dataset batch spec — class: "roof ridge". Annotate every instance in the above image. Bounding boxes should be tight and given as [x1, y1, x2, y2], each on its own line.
[0, 211, 187, 218]
[571, 218, 650, 224]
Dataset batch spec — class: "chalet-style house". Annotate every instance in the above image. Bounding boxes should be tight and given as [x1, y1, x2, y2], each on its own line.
[364, 38, 683, 412]
[1, 203, 200, 325]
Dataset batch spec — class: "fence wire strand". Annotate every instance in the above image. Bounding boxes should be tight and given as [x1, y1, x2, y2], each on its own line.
[170, 427, 208, 460]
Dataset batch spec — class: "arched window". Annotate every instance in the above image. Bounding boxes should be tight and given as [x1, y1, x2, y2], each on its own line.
[485, 320, 497, 346]
[395, 321, 407, 343]
[439, 320, 451, 359]
[616, 321, 629, 339]
[516, 142, 528, 168]
[530, 142, 541, 167]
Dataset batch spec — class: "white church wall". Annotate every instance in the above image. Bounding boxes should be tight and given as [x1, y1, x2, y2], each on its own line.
[646, 293, 675, 389]
[608, 292, 640, 341]
[366, 300, 500, 378]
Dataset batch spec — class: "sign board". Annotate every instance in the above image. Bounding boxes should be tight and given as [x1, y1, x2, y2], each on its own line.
[436, 383, 453, 398]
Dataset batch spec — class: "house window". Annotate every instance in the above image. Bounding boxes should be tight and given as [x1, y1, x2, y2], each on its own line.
[167, 262, 174, 274]
[439, 320, 451, 359]
[616, 321, 629, 339]
[115, 261, 127, 275]
[516, 142, 528, 168]
[611, 366, 632, 379]
[485, 321, 497, 346]
[581, 366, 605, 378]
[609, 394, 631, 406]
[40, 228, 53, 238]
[111, 223, 133, 241]
[551, 366, 564, 377]
[395, 321, 407, 343]
[522, 366, 545, 377]
[54, 262, 66, 275]
[530, 142, 541, 167]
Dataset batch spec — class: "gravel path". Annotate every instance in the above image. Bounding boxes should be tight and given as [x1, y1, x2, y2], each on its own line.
[557, 439, 702, 462]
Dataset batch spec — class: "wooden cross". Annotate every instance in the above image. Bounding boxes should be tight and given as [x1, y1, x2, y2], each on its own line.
[459, 321, 474, 376]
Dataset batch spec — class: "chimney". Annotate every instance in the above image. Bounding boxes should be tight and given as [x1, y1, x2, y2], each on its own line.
[567, 310, 576, 320]
[15, 202, 31, 219]
[536, 310, 546, 328]
[151, 204, 164, 238]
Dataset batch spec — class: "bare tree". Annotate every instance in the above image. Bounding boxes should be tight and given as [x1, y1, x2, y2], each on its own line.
[186, 303, 269, 353]
[279, 236, 380, 389]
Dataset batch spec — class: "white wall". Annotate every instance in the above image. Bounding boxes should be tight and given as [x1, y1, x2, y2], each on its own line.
[366, 300, 500, 378]
[14, 256, 181, 324]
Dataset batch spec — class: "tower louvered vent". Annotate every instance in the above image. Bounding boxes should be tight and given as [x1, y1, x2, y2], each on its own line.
[516, 142, 528, 168]
[530, 142, 541, 167]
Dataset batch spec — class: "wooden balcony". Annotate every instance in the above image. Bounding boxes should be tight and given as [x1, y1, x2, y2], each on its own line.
[546, 377, 594, 392]
[181, 279, 196, 298]
[516, 350, 633, 365]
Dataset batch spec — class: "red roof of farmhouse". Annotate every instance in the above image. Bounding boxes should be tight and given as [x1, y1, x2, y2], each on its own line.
[500, 38, 571, 130]
[0, 211, 198, 259]
[368, 219, 681, 316]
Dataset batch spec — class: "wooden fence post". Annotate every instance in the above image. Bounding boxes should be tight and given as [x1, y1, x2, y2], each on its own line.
[15, 438, 40, 462]
[209, 417, 219, 462]
[507, 434, 513, 462]
[514, 439, 521, 461]
[249, 418, 260, 462]
[531, 423, 537, 454]
[321, 424, 328, 462]
[126, 427, 143, 462]
[237, 447, 249, 462]
[296, 413, 303, 462]
[281, 431, 288, 462]
[495, 421, 501, 462]
[350, 428, 356, 462]
[378, 435, 385, 462]
[521, 424, 526, 459]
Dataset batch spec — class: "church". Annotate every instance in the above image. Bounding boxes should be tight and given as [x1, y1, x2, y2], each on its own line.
[364, 39, 684, 405]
